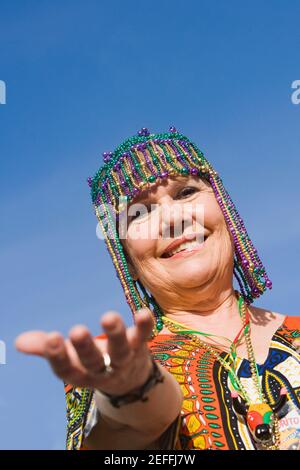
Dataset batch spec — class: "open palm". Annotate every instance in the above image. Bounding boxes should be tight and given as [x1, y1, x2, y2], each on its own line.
[15, 308, 155, 395]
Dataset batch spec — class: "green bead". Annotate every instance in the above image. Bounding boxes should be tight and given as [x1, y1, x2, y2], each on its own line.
[148, 175, 156, 183]
[180, 167, 189, 175]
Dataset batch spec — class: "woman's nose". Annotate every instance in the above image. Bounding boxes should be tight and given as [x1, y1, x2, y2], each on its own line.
[160, 200, 193, 239]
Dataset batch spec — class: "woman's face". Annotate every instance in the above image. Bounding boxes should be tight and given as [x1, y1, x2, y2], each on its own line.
[121, 175, 235, 308]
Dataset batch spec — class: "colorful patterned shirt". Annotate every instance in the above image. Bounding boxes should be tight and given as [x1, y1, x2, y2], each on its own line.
[65, 315, 300, 450]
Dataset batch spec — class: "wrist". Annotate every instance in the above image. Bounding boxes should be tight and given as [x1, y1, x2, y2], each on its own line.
[95, 356, 164, 408]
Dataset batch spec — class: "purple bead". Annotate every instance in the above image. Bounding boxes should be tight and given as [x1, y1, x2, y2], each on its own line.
[137, 127, 150, 137]
[160, 171, 168, 178]
[87, 176, 93, 187]
[132, 187, 139, 195]
[190, 168, 198, 175]
[169, 126, 177, 133]
[266, 280, 272, 288]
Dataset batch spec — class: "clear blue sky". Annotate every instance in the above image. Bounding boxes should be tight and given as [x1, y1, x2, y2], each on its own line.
[0, 0, 299, 449]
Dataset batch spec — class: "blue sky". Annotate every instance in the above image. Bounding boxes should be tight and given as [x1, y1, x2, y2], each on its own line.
[0, 0, 299, 449]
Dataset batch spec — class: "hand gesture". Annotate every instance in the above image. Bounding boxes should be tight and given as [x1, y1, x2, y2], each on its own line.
[15, 308, 155, 395]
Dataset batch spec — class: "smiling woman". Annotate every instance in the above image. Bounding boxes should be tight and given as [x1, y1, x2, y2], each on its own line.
[121, 174, 232, 300]
[15, 126, 300, 451]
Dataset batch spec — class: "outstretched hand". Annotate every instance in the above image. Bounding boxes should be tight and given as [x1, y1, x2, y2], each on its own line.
[15, 308, 155, 396]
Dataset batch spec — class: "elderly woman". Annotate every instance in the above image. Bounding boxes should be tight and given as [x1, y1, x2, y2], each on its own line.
[16, 127, 300, 451]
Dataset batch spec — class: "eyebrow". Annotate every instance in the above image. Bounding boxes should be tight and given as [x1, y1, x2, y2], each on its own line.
[128, 176, 190, 205]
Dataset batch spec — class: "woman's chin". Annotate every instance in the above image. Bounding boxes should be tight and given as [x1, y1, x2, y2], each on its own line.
[169, 260, 212, 288]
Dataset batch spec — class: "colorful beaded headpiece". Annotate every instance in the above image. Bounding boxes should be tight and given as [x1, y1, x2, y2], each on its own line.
[87, 126, 272, 335]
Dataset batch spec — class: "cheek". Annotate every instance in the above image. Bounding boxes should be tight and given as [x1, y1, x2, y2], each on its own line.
[202, 197, 226, 231]
[125, 234, 156, 263]
[201, 199, 234, 258]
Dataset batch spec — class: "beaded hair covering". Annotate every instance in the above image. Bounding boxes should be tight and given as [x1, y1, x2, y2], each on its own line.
[87, 126, 272, 336]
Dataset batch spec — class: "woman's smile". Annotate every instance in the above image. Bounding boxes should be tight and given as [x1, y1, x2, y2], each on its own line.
[159, 235, 209, 261]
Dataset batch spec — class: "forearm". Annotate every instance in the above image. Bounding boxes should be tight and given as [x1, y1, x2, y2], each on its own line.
[93, 362, 183, 437]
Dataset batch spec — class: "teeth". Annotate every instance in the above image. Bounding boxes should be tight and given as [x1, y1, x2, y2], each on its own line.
[165, 239, 205, 258]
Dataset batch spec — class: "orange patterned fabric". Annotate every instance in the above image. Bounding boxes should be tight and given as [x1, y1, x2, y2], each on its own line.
[65, 316, 300, 450]
[147, 316, 300, 450]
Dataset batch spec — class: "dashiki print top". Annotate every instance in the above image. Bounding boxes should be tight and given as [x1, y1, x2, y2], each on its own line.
[65, 315, 300, 450]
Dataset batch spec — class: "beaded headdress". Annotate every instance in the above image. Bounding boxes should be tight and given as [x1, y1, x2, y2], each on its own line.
[87, 126, 272, 335]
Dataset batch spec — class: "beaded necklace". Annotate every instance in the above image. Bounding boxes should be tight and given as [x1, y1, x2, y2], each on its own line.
[161, 290, 282, 450]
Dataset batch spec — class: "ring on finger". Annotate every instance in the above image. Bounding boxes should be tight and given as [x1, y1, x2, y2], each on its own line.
[98, 352, 114, 376]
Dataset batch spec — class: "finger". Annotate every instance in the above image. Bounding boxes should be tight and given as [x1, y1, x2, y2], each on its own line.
[16, 329, 95, 387]
[45, 332, 77, 379]
[15, 331, 49, 357]
[101, 311, 131, 365]
[127, 308, 155, 350]
[69, 325, 106, 374]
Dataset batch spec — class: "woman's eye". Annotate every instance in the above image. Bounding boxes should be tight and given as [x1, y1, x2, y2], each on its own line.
[128, 204, 151, 222]
[176, 186, 198, 199]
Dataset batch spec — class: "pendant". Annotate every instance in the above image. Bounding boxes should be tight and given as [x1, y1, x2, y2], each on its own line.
[231, 388, 288, 446]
